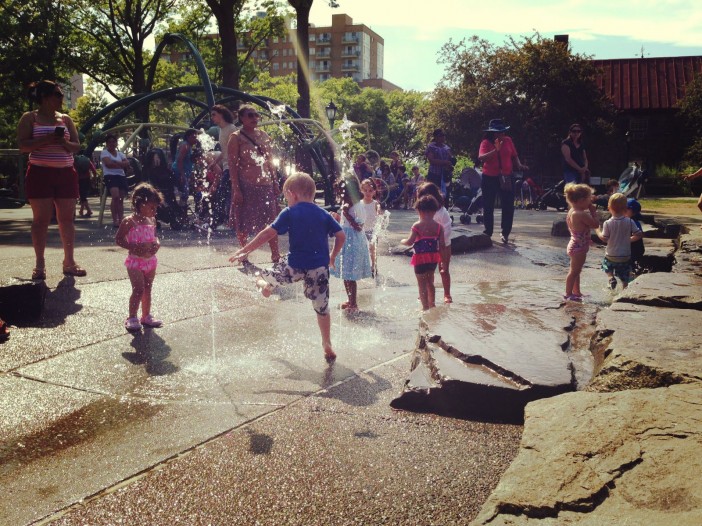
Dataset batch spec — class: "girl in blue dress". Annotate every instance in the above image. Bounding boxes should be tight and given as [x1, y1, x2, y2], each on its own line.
[331, 176, 372, 312]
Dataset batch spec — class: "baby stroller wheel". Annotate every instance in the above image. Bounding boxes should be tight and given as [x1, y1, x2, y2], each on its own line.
[460, 213, 471, 225]
[538, 201, 547, 211]
[476, 214, 483, 224]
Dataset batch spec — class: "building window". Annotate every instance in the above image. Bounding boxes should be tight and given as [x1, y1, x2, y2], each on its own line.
[289, 61, 295, 69]
[309, 34, 315, 42]
[310, 47, 315, 55]
[283, 62, 287, 69]
[273, 37, 279, 43]
[283, 49, 288, 57]
[273, 63, 279, 71]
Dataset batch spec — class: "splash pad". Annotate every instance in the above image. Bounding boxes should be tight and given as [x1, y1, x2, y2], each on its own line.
[79, 33, 350, 227]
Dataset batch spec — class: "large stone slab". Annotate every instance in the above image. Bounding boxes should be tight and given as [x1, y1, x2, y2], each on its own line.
[636, 237, 676, 272]
[451, 233, 493, 253]
[471, 384, 702, 526]
[391, 293, 575, 422]
[588, 302, 702, 392]
[615, 272, 702, 310]
[676, 230, 702, 276]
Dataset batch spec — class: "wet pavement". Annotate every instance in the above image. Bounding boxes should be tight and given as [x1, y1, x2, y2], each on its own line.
[0, 198, 678, 525]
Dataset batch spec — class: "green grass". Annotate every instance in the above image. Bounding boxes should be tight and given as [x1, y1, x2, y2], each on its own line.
[639, 197, 700, 212]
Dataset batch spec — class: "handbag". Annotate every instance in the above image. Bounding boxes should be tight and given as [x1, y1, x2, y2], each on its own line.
[496, 147, 512, 191]
[499, 174, 513, 191]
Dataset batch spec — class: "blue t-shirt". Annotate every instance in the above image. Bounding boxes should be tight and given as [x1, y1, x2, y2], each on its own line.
[271, 201, 342, 269]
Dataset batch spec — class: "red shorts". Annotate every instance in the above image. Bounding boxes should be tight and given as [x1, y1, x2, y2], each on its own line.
[25, 164, 79, 200]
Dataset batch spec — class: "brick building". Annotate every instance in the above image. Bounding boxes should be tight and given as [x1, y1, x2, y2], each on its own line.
[161, 13, 401, 91]
[268, 13, 400, 90]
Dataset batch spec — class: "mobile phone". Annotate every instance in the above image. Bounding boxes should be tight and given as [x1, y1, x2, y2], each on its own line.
[54, 126, 65, 137]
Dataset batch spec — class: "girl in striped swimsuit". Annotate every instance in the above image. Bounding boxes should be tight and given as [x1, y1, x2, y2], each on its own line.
[115, 183, 165, 331]
[564, 183, 599, 301]
[401, 195, 446, 310]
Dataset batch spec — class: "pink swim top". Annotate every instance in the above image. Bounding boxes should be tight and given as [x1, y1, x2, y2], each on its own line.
[124, 223, 158, 272]
[566, 212, 591, 256]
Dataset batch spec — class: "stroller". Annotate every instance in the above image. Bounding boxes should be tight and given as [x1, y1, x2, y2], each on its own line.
[514, 175, 543, 209]
[535, 180, 567, 211]
[143, 148, 188, 230]
[617, 164, 648, 198]
[451, 167, 484, 224]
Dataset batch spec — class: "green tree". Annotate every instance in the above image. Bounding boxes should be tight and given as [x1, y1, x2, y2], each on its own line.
[424, 34, 619, 182]
[678, 75, 702, 167]
[0, 0, 75, 146]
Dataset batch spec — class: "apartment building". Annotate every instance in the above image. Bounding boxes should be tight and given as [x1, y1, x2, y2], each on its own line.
[267, 13, 400, 90]
[162, 13, 400, 91]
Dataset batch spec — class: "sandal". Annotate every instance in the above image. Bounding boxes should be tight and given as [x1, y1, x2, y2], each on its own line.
[32, 268, 46, 280]
[63, 264, 87, 277]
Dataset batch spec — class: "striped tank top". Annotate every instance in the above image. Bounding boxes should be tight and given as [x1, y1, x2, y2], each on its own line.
[29, 116, 73, 168]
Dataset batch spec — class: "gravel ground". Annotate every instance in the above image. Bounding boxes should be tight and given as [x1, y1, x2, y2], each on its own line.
[50, 358, 522, 526]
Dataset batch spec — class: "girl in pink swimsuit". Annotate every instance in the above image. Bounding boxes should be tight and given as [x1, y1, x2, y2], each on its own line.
[115, 183, 164, 331]
[564, 183, 599, 301]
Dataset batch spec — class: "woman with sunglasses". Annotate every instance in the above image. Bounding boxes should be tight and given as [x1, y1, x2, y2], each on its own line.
[227, 104, 281, 262]
[17, 80, 85, 280]
[561, 123, 590, 185]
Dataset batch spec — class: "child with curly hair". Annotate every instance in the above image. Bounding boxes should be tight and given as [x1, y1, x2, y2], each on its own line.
[115, 183, 164, 331]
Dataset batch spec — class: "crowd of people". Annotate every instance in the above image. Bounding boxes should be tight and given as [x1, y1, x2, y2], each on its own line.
[15, 79, 702, 360]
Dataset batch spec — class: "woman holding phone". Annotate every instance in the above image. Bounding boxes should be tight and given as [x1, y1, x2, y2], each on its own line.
[17, 80, 85, 280]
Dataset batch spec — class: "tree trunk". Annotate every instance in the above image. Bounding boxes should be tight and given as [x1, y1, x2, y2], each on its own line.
[219, 2, 240, 90]
[289, 0, 313, 118]
[133, 48, 150, 125]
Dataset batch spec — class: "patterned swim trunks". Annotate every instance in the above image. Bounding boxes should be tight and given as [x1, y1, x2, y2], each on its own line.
[258, 259, 330, 315]
[601, 257, 632, 283]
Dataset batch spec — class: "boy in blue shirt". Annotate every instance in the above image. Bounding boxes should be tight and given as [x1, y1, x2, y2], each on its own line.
[626, 198, 645, 274]
[230, 172, 345, 361]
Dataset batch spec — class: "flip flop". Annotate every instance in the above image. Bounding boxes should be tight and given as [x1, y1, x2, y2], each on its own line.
[32, 267, 46, 280]
[63, 264, 87, 277]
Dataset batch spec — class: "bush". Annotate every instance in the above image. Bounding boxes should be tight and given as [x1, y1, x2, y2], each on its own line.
[653, 164, 693, 196]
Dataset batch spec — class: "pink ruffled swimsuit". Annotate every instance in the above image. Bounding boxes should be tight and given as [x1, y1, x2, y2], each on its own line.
[566, 212, 591, 256]
[124, 223, 158, 273]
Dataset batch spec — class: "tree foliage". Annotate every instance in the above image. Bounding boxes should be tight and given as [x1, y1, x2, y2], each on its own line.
[423, 34, 620, 181]
[0, 0, 76, 146]
[678, 75, 702, 168]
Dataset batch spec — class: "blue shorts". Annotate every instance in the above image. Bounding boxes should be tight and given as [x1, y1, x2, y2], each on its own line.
[602, 257, 632, 283]
[104, 175, 128, 193]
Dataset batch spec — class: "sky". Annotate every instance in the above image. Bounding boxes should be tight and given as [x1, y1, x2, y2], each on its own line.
[307, 0, 702, 92]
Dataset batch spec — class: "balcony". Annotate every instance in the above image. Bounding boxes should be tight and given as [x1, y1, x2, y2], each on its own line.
[342, 34, 359, 43]
[316, 35, 331, 45]
[316, 63, 330, 72]
[316, 49, 332, 58]
[341, 48, 360, 58]
[341, 61, 359, 71]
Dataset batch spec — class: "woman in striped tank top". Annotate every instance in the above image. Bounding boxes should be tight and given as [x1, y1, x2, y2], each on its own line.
[17, 80, 85, 280]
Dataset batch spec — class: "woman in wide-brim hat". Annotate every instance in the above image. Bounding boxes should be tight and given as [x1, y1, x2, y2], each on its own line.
[477, 119, 528, 244]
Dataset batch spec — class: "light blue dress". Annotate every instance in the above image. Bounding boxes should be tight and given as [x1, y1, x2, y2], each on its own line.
[331, 203, 373, 281]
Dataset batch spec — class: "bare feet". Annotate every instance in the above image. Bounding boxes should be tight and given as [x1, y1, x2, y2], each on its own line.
[324, 345, 337, 362]
[444, 295, 453, 304]
[256, 279, 273, 298]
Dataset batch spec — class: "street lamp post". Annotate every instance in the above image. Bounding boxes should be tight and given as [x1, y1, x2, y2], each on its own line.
[325, 101, 337, 130]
